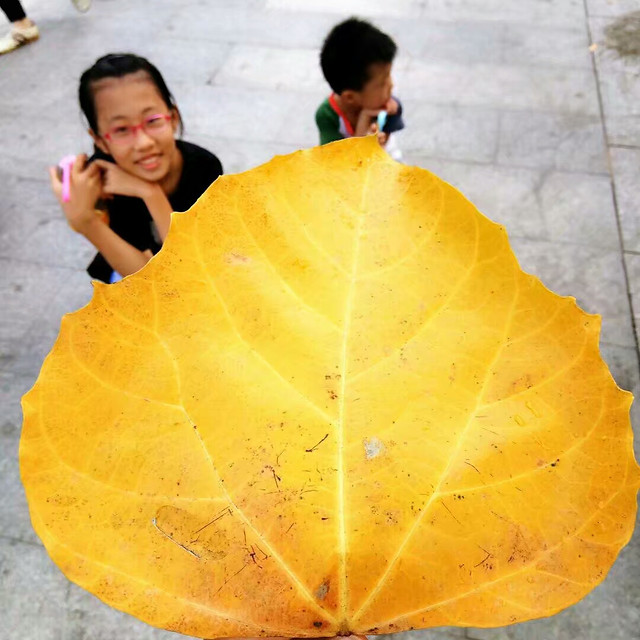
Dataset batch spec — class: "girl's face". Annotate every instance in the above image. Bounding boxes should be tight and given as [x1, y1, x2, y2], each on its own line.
[90, 72, 180, 184]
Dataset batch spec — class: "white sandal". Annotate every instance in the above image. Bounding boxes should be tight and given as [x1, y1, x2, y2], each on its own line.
[0, 22, 39, 55]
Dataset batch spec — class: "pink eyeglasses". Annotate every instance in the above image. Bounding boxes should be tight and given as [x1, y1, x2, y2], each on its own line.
[102, 113, 172, 144]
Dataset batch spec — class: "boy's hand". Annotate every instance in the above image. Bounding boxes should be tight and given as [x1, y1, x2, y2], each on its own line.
[355, 107, 382, 137]
[385, 97, 399, 115]
[366, 122, 389, 148]
[93, 159, 155, 200]
[49, 153, 103, 234]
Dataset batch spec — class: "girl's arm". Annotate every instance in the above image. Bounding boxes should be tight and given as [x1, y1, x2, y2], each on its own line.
[93, 160, 173, 241]
[49, 154, 153, 277]
[139, 183, 173, 240]
[75, 218, 153, 277]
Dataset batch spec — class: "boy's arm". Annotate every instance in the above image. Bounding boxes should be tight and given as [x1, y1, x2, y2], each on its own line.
[315, 102, 343, 145]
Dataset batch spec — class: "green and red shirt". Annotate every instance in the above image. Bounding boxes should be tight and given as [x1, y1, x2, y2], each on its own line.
[314, 94, 405, 145]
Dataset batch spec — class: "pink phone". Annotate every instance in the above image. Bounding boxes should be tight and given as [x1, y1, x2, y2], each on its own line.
[57, 155, 77, 203]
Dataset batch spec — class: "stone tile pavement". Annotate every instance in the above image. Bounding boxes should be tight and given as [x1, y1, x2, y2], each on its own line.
[1, 0, 639, 638]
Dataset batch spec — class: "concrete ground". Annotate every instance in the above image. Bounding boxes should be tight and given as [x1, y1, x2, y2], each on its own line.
[1, 0, 639, 638]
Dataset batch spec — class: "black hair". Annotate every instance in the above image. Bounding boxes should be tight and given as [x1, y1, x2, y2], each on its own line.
[78, 53, 183, 136]
[320, 17, 397, 94]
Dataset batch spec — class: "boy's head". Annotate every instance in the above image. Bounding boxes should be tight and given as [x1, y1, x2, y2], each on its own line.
[320, 17, 397, 111]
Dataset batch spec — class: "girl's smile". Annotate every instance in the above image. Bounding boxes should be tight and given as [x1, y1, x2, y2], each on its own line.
[137, 154, 162, 172]
[90, 72, 183, 194]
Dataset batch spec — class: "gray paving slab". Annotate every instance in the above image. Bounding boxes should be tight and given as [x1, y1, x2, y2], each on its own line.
[267, 0, 425, 19]
[0, 109, 86, 174]
[418, 0, 587, 27]
[275, 90, 331, 147]
[0, 260, 64, 344]
[386, 19, 592, 69]
[385, 19, 506, 65]
[404, 158, 549, 239]
[509, 237, 636, 349]
[601, 343, 640, 462]
[159, 5, 337, 51]
[500, 23, 593, 69]
[0, 153, 59, 181]
[65, 582, 179, 640]
[174, 83, 302, 145]
[380, 628, 467, 640]
[0, 176, 94, 269]
[496, 112, 608, 174]
[213, 45, 325, 92]
[0, 538, 71, 640]
[403, 159, 621, 249]
[399, 103, 500, 163]
[395, 61, 600, 114]
[611, 147, 640, 253]
[624, 253, 640, 350]
[14, 270, 94, 377]
[270, 0, 587, 26]
[0, 175, 56, 258]
[586, 0, 640, 18]
[590, 16, 640, 146]
[195, 134, 304, 176]
[535, 172, 619, 247]
[0, 373, 38, 545]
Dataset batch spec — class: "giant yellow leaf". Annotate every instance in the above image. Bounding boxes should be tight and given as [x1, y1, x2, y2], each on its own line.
[21, 136, 640, 638]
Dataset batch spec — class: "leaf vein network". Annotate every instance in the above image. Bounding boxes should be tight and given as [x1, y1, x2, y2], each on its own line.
[190, 216, 335, 425]
[352, 255, 520, 623]
[436, 393, 606, 496]
[231, 195, 342, 331]
[43, 528, 288, 634]
[269, 179, 351, 277]
[349, 214, 485, 385]
[187, 215, 338, 623]
[365, 482, 624, 629]
[358, 178, 445, 281]
[32, 390, 223, 502]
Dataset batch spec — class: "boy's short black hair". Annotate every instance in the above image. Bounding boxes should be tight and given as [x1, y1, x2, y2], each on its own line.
[320, 17, 397, 94]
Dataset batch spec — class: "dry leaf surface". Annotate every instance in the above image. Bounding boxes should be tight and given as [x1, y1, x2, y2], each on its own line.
[21, 137, 640, 638]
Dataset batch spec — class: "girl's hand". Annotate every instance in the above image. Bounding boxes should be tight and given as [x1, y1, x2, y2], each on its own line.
[49, 154, 102, 234]
[93, 159, 154, 200]
[94, 159, 172, 241]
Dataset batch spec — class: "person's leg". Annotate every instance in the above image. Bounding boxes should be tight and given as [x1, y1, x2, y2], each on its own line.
[0, 0, 28, 23]
[0, 0, 39, 55]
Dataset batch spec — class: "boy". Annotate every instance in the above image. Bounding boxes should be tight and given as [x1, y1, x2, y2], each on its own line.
[315, 17, 404, 151]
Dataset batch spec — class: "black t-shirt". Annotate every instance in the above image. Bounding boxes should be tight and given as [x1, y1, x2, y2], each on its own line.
[87, 140, 223, 282]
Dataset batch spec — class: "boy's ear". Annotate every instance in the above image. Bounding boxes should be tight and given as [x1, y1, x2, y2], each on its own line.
[89, 128, 108, 154]
[340, 89, 361, 108]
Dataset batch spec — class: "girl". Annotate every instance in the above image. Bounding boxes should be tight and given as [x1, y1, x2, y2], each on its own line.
[49, 53, 223, 282]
